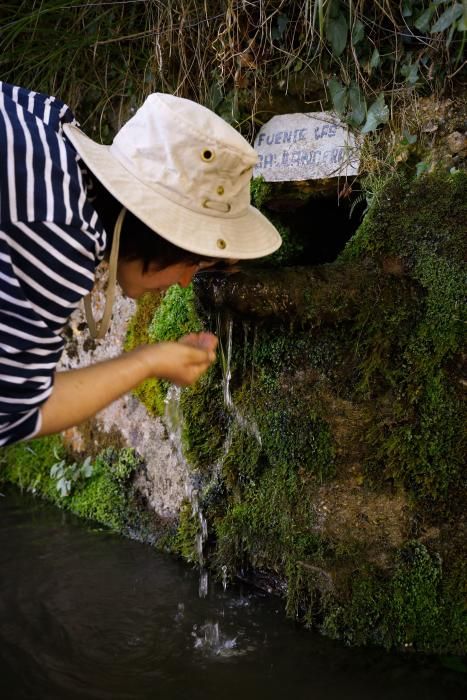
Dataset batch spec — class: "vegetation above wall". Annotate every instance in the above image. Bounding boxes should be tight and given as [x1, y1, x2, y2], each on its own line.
[1, 0, 464, 143]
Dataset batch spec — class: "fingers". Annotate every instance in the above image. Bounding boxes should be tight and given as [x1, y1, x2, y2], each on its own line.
[178, 332, 218, 353]
[143, 340, 217, 386]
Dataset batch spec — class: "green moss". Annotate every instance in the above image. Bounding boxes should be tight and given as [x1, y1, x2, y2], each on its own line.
[125, 284, 203, 416]
[337, 171, 467, 506]
[388, 542, 442, 649]
[288, 543, 466, 654]
[250, 176, 272, 209]
[149, 284, 202, 342]
[250, 177, 306, 267]
[0, 435, 67, 504]
[70, 468, 128, 530]
[174, 499, 199, 563]
[124, 291, 161, 352]
[180, 367, 228, 472]
[1, 438, 142, 533]
[132, 378, 166, 417]
[124, 291, 166, 416]
[69, 447, 142, 531]
[340, 171, 467, 265]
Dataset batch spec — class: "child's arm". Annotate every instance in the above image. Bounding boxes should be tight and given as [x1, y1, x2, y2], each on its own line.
[37, 338, 216, 438]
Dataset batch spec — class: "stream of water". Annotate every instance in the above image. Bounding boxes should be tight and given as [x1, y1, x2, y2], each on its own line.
[0, 488, 465, 700]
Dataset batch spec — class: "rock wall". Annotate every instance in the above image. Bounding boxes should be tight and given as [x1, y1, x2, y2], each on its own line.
[59, 265, 192, 521]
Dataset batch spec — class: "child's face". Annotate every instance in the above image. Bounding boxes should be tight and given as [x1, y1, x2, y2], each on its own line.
[116, 258, 220, 298]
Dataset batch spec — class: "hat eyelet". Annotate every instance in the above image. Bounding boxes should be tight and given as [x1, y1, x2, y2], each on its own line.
[216, 238, 227, 250]
[201, 149, 215, 162]
[217, 185, 224, 195]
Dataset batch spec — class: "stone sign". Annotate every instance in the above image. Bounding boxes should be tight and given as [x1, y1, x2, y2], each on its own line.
[253, 112, 360, 182]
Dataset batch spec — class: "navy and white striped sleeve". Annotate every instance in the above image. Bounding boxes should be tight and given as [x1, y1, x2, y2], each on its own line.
[0, 83, 106, 446]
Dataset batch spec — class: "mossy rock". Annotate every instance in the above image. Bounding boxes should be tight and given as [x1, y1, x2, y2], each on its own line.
[125, 285, 203, 417]
[1, 437, 142, 533]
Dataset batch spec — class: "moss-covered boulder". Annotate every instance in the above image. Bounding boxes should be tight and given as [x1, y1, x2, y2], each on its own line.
[178, 170, 466, 655]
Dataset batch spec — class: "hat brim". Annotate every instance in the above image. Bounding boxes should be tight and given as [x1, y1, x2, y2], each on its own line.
[64, 124, 282, 260]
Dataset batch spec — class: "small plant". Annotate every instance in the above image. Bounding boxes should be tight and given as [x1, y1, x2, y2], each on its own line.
[50, 456, 94, 498]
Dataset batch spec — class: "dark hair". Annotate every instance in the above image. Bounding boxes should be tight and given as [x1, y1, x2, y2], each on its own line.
[89, 172, 208, 272]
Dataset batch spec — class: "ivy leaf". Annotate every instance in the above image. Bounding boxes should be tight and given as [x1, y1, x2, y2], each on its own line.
[369, 47, 381, 71]
[272, 12, 288, 40]
[277, 13, 288, 36]
[348, 83, 366, 126]
[82, 457, 94, 478]
[402, 0, 414, 17]
[57, 477, 71, 497]
[401, 61, 419, 84]
[50, 461, 64, 479]
[209, 81, 223, 111]
[326, 12, 348, 56]
[458, 12, 467, 30]
[431, 3, 463, 32]
[401, 129, 417, 145]
[328, 78, 348, 115]
[361, 94, 389, 133]
[351, 19, 365, 45]
[415, 6, 436, 32]
[416, 161, 430, 177]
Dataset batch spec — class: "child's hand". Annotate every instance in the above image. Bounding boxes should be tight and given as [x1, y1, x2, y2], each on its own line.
[178, 332, 218, 354]
[139, 339, 216, 386]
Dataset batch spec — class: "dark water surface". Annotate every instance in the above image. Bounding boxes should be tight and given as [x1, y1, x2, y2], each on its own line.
[0, 487, 465, 700]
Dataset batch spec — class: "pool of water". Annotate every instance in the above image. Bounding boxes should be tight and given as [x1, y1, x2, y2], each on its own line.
[0, 487, 465, 700]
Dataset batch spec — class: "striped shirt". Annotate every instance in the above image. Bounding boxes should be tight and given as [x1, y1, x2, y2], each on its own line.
[0, 83, 107, 446]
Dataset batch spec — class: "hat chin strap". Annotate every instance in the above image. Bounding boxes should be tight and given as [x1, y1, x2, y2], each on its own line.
[84, 207, 126, 340]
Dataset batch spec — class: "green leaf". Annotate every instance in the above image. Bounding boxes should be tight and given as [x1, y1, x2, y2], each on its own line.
[458, 0, 467, 30]
[57, 477, 71, 497]
[348, 83, 366, 126]
[209, 81, 223, 111]
[326, 12, 348, 56]
[328, 78, 348, 115]
[272, 13, 288, 40]
[328, 0, 341, 20]
[361, 93, 389, 133]
[446, 19, 457, 45]
[402, 129, 417, 145]
[415, 6, 436, 32]
[351, 19, 365, 45]
[416, 160, 430, 177]
[293, 58, 303, 72]
[81, 457, 94, 478]
[402, 0, 414, 17]
[431, 3, 463, 31]
[50, 461, 64, 479]
[277, 13, 288, 36]
[401, 61, 419, 84]
[369, 47, 381, 70]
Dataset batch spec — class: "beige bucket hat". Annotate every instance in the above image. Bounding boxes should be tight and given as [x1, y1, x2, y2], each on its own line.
[63, 92, 281, 260]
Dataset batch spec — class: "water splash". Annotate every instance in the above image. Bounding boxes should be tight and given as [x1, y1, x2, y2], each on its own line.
[192, 621, 238, 657]
[198, 570, 209, 598]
